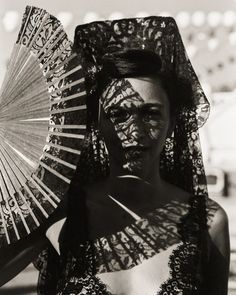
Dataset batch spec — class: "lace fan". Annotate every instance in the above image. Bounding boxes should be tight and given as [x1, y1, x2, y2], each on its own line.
[0, 6, 86, 246]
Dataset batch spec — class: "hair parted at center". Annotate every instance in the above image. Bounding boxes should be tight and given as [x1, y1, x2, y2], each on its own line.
[94, 49, 194, 116]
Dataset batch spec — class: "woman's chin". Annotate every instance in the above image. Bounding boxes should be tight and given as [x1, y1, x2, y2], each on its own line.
[122, 160, 146, 178]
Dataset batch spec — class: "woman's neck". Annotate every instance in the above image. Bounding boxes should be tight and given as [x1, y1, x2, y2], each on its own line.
[109, 161, 162, 191]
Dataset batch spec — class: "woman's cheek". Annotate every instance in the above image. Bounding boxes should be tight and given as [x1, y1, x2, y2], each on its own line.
[111, 118, 137, 147]
[149, 128, 160, 140]
[146, 120, 167, 140]
[146, 120, 163, 140]
[112, 122, 128, 143]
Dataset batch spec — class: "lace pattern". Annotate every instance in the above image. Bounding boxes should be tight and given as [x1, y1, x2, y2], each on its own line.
[90, 200, 189, 274]
[159, 195, 208, 294]
[35, 196, 221, 295]
[0, 6, 87, 246]
[74, 17, 209, 130]
[34, 15, 211, 295]
[57, 275, 112, 295]
[34, 195, 211, 294]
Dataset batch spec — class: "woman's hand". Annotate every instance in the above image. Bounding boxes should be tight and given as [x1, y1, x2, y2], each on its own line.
[0, 201, 67, 286]
[0, 230, 49, 287]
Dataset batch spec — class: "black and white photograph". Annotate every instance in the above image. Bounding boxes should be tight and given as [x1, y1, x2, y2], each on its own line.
[0, 0, 235, 294]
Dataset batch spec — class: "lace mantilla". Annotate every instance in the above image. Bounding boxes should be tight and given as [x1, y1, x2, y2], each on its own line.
[74, 16, 209, 131]
[33, 14, 211, 295]
[90, 200, 190, 274]
[33, 195, 209, 294]
[159, 195, 207, 295]
[34, 196, 221, 295]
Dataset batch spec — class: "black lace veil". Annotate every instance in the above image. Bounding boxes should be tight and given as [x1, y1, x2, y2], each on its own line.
[73, 16, 210, 197]
[35, 16, 211, 295]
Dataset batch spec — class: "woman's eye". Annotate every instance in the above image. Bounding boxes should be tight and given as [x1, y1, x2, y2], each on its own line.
[109, 110, 129, 120]
[143, 110, 161, 120]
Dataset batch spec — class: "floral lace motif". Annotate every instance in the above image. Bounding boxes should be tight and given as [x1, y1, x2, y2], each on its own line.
[74, 17, 209, 130]
[57, 275, 112, 295]
[0, 6, 86, 246]
[34, 194, 218, 295]
[91, 200, 189, 273]
[57, 196, 208, 294]
[34, 15, 212, 295]
[34, 196, 220, 295]
[158, 195, 207, 295]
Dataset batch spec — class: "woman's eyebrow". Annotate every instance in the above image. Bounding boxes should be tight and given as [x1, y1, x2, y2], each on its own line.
[140, 103, 164, 109]
[106, 102, 164, 112]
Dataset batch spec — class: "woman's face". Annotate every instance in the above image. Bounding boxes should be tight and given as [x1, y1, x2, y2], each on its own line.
[100, 77, 172, 178]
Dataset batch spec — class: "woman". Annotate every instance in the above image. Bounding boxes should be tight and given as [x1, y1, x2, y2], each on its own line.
[34, 16, 230, 294]
[0, 15, 230, 295]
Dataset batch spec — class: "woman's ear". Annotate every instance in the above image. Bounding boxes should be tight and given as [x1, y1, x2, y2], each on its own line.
[167, 116, 176, 138]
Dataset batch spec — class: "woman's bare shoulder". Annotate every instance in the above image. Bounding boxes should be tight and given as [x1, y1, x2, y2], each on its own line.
[205, 198, 230, 258]
[206, 198, 229, 231]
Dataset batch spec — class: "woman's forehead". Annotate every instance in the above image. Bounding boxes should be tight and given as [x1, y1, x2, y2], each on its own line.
[101, 77, 169, 108]
[127, 77, 168, 105]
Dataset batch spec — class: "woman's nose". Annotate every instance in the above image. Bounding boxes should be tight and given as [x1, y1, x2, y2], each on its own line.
[128, 115, 147, 143]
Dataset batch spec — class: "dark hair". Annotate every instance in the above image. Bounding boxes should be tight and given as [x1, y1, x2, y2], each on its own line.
[96, 49, 193, 117]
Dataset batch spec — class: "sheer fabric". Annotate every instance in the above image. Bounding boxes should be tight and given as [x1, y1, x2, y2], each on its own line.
[34, 193, 219, 294]
[34, 16, 213, 295]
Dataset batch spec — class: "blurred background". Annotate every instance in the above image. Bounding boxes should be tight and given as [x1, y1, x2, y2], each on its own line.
[0, 0, 236, 294]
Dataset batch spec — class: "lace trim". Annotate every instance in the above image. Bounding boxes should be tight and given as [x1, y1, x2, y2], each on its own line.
[67, 195, 207, 294]
[35, 195, 209, 294]
[158, 195, 207, 294]
[77, 199, 190, 274]
[57, 274, 112, 295]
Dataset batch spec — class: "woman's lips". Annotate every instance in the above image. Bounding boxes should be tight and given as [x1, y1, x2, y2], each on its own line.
[124, 145, 149, 152]
[124, 145, 150, 159]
